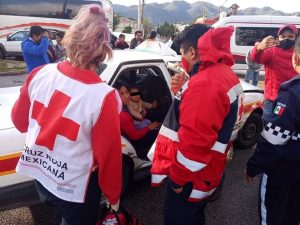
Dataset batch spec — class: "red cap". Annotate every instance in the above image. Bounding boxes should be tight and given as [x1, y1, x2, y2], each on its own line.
[278, 24, 298, 35]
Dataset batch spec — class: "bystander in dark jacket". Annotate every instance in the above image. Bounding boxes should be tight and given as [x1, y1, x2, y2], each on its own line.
[130, 30, 144, 49]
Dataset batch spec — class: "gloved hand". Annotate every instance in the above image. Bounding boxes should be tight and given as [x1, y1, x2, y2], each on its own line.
[110, 199, 120, 212]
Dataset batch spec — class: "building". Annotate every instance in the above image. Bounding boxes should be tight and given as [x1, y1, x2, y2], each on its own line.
[115, 16, 138, 33]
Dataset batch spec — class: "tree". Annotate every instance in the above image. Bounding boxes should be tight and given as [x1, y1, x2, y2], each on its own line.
[122, 26, 132, 34]
[157, 22, 176, 37]
[113, 13, 121, 31]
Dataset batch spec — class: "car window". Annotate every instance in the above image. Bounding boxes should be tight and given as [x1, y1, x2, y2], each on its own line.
[235, 27, 278, 46]
[9, 31, 28, 41]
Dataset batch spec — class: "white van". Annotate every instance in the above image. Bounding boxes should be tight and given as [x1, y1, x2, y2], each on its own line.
[213, 15, 300, 74]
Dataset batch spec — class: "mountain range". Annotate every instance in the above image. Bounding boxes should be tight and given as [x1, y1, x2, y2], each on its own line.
[114, 1, 299, 25]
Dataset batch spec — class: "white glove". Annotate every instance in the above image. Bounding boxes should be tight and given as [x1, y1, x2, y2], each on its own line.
[110, 199, 120, 212]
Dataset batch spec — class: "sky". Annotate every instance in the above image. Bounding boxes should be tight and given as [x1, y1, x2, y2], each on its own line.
[111, 0, 298, 13]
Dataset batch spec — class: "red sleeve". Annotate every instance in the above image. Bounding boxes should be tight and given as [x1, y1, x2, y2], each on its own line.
[11, 66, 44, 132]
[169, 81, 229, 186]
[250, 46, 273, 65]
[120, 111, 149, 140]
[92, 91, 122, 205]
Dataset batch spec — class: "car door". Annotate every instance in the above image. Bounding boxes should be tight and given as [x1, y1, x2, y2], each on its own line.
[5, 31, 29, 55]
[106, 60, 173, 123]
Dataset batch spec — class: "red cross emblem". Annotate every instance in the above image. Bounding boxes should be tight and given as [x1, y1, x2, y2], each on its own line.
[31, 90, 80, 151]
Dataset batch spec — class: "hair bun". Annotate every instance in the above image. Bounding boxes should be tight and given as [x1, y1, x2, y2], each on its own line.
[89, 6, 100, 14]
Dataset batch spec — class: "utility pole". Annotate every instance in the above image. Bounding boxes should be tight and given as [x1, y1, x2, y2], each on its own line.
[138, 0, 141, 30]
[141, 0, 145, 25]
[138, 0, 145, 31]
[202, 2, 206, 19]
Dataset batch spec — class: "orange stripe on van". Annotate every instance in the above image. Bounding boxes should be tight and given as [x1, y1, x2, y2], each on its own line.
[0, 22, 69, 31]
[0, 170, 16, 176]
[0, 152, 22, 175]
[243, 101, 263, 114]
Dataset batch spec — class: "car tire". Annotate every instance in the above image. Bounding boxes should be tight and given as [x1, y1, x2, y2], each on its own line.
[235, 111, 263, 149]
[121, 155, 134, 196]
[0, 48, 5, 59]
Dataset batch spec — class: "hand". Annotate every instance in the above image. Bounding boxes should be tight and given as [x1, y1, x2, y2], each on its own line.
[151, 100, 158, 109]
[171, 73, 186, 94]
[245, 170, 255, 183]
[172, 186, 183, 194]
[148, 121, 161, 130]
[43, 31, 50, 39]
[256, 36, 279, 52]
[111, 200, 120, 212]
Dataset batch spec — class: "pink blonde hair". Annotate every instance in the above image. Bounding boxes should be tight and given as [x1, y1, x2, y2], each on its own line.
[62, 4, 112, 69]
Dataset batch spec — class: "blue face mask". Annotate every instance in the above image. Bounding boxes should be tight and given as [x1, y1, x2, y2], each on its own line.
[278, 39, 295, 49]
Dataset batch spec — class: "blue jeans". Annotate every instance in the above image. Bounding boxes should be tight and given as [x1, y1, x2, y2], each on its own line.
[164, 180, 207, 225]
[263, 99, 274, 120]
[35, 172, 101, 225]
[245, 69, 259, 86]
[259, 161, 300, 225]
[134, 119, 151, 130]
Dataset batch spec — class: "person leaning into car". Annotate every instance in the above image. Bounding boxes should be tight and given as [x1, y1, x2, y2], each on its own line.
[11, 5, 122, 225]
[149, 24, 243, 225]
[21, 26, 50, 73]
[246, 35, 300, 225]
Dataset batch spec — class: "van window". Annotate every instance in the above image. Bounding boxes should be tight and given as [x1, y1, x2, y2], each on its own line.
[235, 27, 278, 46]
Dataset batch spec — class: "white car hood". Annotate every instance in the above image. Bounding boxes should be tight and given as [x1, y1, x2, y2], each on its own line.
[0, 86, 21, 130]
[240, 80, 263, 92]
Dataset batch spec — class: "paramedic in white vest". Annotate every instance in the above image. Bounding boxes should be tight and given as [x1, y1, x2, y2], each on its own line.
[11, 5, 122, 225]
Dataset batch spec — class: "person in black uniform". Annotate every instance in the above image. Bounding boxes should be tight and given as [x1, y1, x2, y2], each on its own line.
[246, 35, 300, 225]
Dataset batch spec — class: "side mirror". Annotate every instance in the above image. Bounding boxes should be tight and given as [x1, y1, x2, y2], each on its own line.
[6, 36, 10, 41]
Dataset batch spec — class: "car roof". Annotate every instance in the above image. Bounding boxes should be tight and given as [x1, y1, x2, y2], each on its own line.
[100, 49, 180, 81]
[213, 15, 300, 27]
[110, 49, 179, 63]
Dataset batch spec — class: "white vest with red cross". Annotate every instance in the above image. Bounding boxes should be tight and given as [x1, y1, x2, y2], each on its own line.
[16, 63, 114, 203]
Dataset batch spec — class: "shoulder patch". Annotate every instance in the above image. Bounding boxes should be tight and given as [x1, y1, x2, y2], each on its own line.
[273, 102, 286, 116]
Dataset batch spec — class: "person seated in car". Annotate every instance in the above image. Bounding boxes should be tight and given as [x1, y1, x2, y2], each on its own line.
[116, 83, 160, 160]
[128, 86, 158, 130]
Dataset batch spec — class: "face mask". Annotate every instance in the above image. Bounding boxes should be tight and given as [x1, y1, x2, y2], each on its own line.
[278, 39, 295, 49]
[181, 57, 189, 73]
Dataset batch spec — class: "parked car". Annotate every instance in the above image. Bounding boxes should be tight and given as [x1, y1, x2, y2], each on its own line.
[0, 50, 264, 210]
[0, 30, 29, 59]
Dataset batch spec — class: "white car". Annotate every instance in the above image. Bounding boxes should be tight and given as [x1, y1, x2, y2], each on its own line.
[0, 30, 29, 59]
[0, 50, 264, 210]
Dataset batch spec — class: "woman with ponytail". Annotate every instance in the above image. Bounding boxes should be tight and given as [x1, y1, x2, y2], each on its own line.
[11, 5, 122, 225]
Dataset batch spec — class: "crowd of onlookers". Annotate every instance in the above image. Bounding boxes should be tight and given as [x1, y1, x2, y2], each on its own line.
[21, 25, 177, 74]
[110, 30, 144, 50]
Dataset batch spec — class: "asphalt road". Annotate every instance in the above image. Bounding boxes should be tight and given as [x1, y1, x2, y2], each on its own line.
[0, 147, 260, 225]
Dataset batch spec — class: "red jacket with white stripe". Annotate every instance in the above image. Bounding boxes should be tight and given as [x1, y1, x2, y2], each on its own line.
[250, 46, 297, 101]
[150, 27, 243, 202]
[11, 62, 122, 204]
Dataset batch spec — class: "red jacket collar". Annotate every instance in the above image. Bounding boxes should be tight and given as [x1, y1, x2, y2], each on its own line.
[57, 61, 102, 84]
